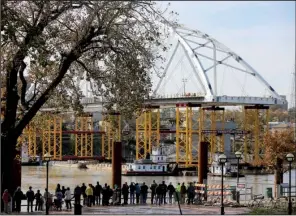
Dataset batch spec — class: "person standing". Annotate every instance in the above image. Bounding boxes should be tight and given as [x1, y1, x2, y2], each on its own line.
[64, 187, 72, 210]
[61, 186, 66, 199]
[161, 181, 168, 204]
[13, 187, 24, 213]
[44, 188, 51, 213]
[150, 180, 157, 204]
[74, 185, 82, 205]
[95, 182, 102, 205]
[156, 185, 162, 205]
[26, 186, 35, 212]
[122, 182, 129, 205]
[140, 182, 148, 204]
[56, 189, 63, 210]
[175, 183, 181, 203]
[135, 183, 140, 204]
[180, 182, 187, 204]
[90, 184, 96, 206]
[167, 182, 175, 204]
[81, 183, 87, 206]
[187, 182, 195, 204]
[85, 184, 93, 207]
[2, 189, 11, 214]
[129, 182, 135, 204]
[34, 190, 42, 211]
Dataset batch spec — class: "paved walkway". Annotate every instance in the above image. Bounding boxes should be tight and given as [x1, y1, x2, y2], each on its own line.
[82, 204, 251, 215]
[12, 204, 251, 215]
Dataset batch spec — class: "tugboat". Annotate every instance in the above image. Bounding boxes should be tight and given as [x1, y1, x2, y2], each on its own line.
[21, 144, 42, 166]
[208, 154, 244, 178]
[122, 145, 178, 176]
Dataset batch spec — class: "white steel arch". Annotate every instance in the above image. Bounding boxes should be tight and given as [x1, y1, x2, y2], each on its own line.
[153, 23, 284, 103]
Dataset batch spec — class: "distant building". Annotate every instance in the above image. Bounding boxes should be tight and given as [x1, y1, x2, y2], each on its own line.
[268, 122, 295, 133]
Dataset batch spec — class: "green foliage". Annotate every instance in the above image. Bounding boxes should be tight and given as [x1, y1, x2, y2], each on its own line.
[1, 1, 177, 138]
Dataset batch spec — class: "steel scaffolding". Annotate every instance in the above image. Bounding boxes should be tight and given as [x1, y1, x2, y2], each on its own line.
[201, 106, 225, 163]
[136, 106, 160, 160]
[25, 122, 37, 158]
[42, 116, 62, 160]
[244, 105, 269, 165]
[75, 114, 93, 157]
[103, 113, 121, 160]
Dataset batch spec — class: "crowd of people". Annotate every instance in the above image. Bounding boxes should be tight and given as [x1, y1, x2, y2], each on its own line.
[2, 181, 200, 213]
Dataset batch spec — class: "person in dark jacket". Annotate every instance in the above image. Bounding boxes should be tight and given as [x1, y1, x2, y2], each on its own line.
[26, 186, 35, 212]
[13, 187, 24, 213]
[121, 183, 129, 205]
[129, 182, 135, 204]
[90, 184, 96, 205]
[81, 183, 87, 205]
[95, 182, 102, 205]
[140, 182, 148, 204]
[156, 185, 162, 205]
[187, 182, 195, 204]
[102, 184, 108, 206]
[150, 180, 157, 204]
[34, 190, 42, 211]
[161, 181, 168, 204]
[180, 183, 187, 204]
[55, 184, 61, 194]
[106, 185, 113, 206]
[74, 185, 82, 205]
[135, 183, 140, 204]
[61, 186, 66, 198]
[167, 182, 175, 204]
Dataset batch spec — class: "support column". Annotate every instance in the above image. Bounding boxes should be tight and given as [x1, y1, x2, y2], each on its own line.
[112, 141, 122, 189]
[104, 112, 121, 160]
[202, 106, 225, 163]
[75, 114, 93, 157]
[244, 105, 269, 166]
[198, 141, 209, 184]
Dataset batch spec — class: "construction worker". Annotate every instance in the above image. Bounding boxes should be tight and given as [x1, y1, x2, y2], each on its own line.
[175, 183, 181, 203]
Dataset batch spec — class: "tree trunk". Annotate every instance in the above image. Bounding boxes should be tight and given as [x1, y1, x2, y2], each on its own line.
[1, 134, 21, 211]
[274, 158, 284, 198]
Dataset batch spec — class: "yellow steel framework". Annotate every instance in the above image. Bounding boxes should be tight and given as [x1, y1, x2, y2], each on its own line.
[136, 106, 160, 160]
[201, 106, 225, 163]
[175, 103, 201, 167]
[42, 116, 62, 160]
[244, 105, 269, 165]
[25, 122, 37, 158]
[75, 114, 93, 157]
[103, 113, 121, 159]
[187, 104, 200, 165]
[176, 104, 190, 166]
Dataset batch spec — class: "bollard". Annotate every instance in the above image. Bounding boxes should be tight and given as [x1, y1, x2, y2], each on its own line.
[74, 204, 82, 215]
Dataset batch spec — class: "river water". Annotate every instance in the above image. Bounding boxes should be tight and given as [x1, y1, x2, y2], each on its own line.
[22, 166, 296, 198]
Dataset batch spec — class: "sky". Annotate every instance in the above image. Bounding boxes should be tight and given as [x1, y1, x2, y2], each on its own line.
[151, 1, 295, 106]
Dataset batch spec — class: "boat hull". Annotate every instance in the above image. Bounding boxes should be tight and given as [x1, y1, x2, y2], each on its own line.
[21, 162, 41, 166]
[122, 171, 177, 176]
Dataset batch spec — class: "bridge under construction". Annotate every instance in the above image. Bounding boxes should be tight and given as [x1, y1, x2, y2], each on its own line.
[1, 25, 286, 168]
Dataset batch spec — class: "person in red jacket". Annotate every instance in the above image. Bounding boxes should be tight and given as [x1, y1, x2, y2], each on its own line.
[2, 189, 11, 213]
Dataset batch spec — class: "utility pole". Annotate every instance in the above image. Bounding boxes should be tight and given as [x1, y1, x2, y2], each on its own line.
[182, 78, 187, 95]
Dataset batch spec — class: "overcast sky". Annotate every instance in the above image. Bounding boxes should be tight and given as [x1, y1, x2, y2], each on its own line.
[152, 1, 295, 105]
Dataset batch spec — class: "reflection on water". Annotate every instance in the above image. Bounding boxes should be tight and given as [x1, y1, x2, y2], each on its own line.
[22, 166, 296, 196]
